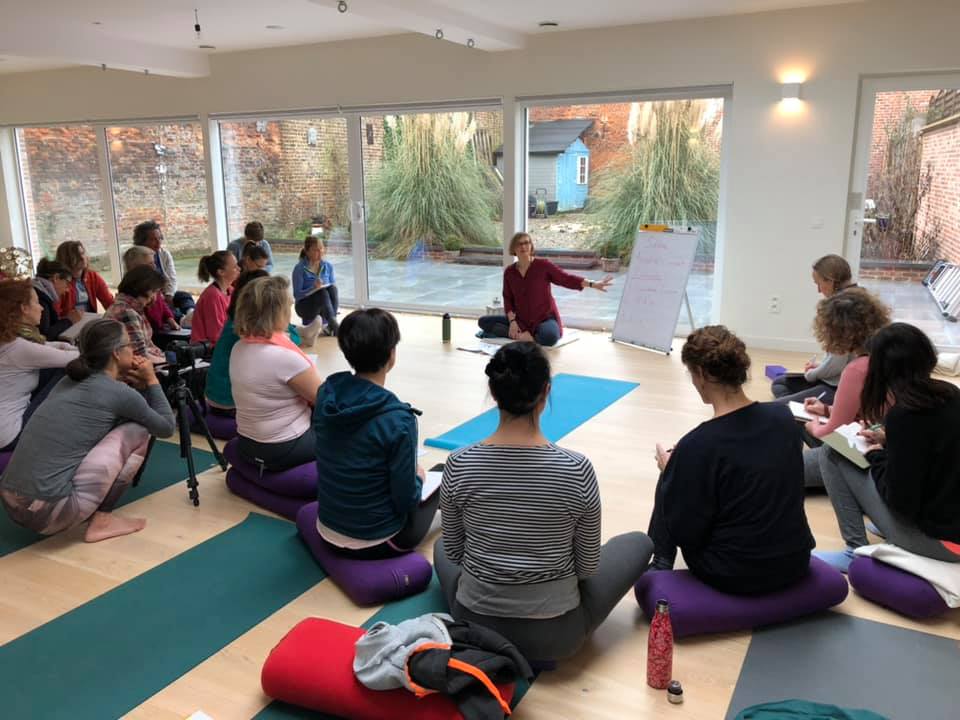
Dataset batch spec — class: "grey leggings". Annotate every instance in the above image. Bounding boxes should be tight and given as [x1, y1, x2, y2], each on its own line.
[434, 532, 653, 662]
[819, 445, 960, 562]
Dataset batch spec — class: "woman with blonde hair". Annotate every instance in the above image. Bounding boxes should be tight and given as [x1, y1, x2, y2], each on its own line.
[292, 235, 338, 343]
[772, 254, 858, 403]
[230, 276, 323, 471]
[477, 233, 612, 346]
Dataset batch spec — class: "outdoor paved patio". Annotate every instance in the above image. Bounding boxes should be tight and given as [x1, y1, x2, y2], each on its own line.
[177, 255, 960, 348]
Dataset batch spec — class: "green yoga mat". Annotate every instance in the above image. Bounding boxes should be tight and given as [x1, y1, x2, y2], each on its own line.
[0, 440, 218, 557]
[255, 575, 535, 719]
[0, 512, 326, 720]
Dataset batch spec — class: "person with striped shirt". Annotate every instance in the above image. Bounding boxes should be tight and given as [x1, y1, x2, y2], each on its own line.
[435, 342, 652, 662]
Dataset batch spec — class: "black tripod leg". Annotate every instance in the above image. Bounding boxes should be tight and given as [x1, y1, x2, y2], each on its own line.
[131, 435, 158, 488]
[186, 396, 227, 470]
[175, 395, 201, 507]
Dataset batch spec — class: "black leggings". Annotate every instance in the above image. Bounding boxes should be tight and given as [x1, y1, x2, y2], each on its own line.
[238, 430, 315, 472]
[295, 286, 339, 327]
[332, 491, 440, 560]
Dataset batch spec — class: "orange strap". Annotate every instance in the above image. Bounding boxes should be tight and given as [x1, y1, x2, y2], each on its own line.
[405, 644, 512, 716]
[447, 658, 512, 716]
[942, 540, 960, 556]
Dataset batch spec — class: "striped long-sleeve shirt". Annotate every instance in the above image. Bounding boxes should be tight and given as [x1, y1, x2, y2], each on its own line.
[440, 442, 601, 618]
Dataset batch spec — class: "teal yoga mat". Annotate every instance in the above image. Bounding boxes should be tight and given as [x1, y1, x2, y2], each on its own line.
[0, 512, 326, 720]
[255, 574, 536, 719]
[0, 440, 218, 557]
[425, 373, 638, 451]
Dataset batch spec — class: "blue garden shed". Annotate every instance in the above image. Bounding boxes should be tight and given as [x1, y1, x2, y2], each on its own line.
[495, 119, 592, 212]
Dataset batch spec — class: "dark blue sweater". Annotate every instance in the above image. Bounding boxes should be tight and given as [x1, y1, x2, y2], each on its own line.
[313, 371, 423, 540]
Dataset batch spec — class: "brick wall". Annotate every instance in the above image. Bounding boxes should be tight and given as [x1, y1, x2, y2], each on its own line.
[916, 116, 960, 264]
[866, 90, 933, 198]
[18, 126, 108, 264]
[108, 123, 209, 255]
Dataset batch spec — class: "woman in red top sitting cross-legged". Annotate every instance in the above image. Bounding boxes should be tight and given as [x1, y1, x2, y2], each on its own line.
[477, 233, 612, 346]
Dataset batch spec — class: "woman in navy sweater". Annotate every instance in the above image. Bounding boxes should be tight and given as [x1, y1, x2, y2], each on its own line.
[311, 308, 437, 557]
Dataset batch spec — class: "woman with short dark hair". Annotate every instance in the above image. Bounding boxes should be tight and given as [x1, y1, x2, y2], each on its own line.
[34, 258, 82, 340]
[103, 265, 166, 362]
[815, 323, 960, 571]
[0, 319, 174, 542]
[649, 325, 814, 594]
[310, 308, 436, 557]
[435, 341, 651, 662]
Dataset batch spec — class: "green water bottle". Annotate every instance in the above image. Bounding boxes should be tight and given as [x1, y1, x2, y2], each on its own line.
[442, 313, 451, 344]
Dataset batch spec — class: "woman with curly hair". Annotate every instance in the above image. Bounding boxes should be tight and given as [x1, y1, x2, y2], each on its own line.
[802, 288, 891, 441]
[649, 326, 814, 594]
[814, 324, 960, 572]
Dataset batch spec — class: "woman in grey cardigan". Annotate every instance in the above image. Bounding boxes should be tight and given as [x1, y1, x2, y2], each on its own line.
[0, 319, 175, 542]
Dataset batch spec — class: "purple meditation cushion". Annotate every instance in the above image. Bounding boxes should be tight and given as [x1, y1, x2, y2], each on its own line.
[848, 556, 950, 619]
[225, 468, 313, 521]
[765, 364, 788, 380]
[223, 438, 317, 498]
[634, 557, 849, 638]
[296, 502, 433, 606]
[187, 406, 238, 440]
[0, 450, 12, 474]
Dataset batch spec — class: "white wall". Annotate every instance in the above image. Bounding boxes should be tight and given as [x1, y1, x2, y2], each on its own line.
[1, 0, 959, 349]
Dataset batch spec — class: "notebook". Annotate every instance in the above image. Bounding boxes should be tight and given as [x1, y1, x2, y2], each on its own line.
[788, 401, 828, 424]
[822, 422, 871, 469]
[57, 312, 101, 342]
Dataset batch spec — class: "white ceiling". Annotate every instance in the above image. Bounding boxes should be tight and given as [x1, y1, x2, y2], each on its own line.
[0, 0, 861, 76]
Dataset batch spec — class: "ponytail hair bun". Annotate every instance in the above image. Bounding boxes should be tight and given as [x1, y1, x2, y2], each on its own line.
[66, 318, 126, 382]
[680, 325, 751, 388]
[65, 356, 93, 382]
[485, 342, 551, 416]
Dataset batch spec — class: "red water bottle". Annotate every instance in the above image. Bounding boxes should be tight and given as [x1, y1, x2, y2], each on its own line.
[647, 599, 674, 689]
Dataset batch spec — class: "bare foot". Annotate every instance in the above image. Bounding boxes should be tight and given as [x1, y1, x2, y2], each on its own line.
[517, 331, 535, 342]
[84, 512, 147, 543]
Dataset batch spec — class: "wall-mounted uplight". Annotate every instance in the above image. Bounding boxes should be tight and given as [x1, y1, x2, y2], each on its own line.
[780, 82, 803, 114]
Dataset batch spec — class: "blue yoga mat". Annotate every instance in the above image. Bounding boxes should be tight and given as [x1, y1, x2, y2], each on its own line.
[0, 440, 218, 557]
[425, 373, 638, 451]
[0, 512, 326, 720]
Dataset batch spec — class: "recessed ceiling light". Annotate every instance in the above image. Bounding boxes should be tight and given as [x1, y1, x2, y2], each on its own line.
[92, 21, 103, 25]
[265, 25, 285, 30]
[538, 21, 559, 28]
[198, 44, 216, 49]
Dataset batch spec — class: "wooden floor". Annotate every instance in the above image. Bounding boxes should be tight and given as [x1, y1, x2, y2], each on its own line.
[2, 313, 958, 720]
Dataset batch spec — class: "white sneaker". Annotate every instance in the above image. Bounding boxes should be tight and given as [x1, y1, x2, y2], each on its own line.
[299, 317, 323, 346]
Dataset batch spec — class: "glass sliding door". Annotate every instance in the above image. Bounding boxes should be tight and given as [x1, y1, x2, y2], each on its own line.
[522, 97, 725, 330]
[218, 116, 353, 299]
[106, 122, 210, 286]
[16, 126, 112, 273]
[359, 108, 504, 310]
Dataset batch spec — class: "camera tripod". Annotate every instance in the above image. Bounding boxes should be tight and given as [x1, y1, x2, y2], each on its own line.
[166, 368, 227, 506]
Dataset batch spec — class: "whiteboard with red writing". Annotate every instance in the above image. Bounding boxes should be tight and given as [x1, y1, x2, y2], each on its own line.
[612, 230, 698, 354]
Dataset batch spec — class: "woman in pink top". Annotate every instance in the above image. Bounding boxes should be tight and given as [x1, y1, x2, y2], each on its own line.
[477, 233, 613, 346]
[190, 251, 239, 346]
[800, 288, 891, 487]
